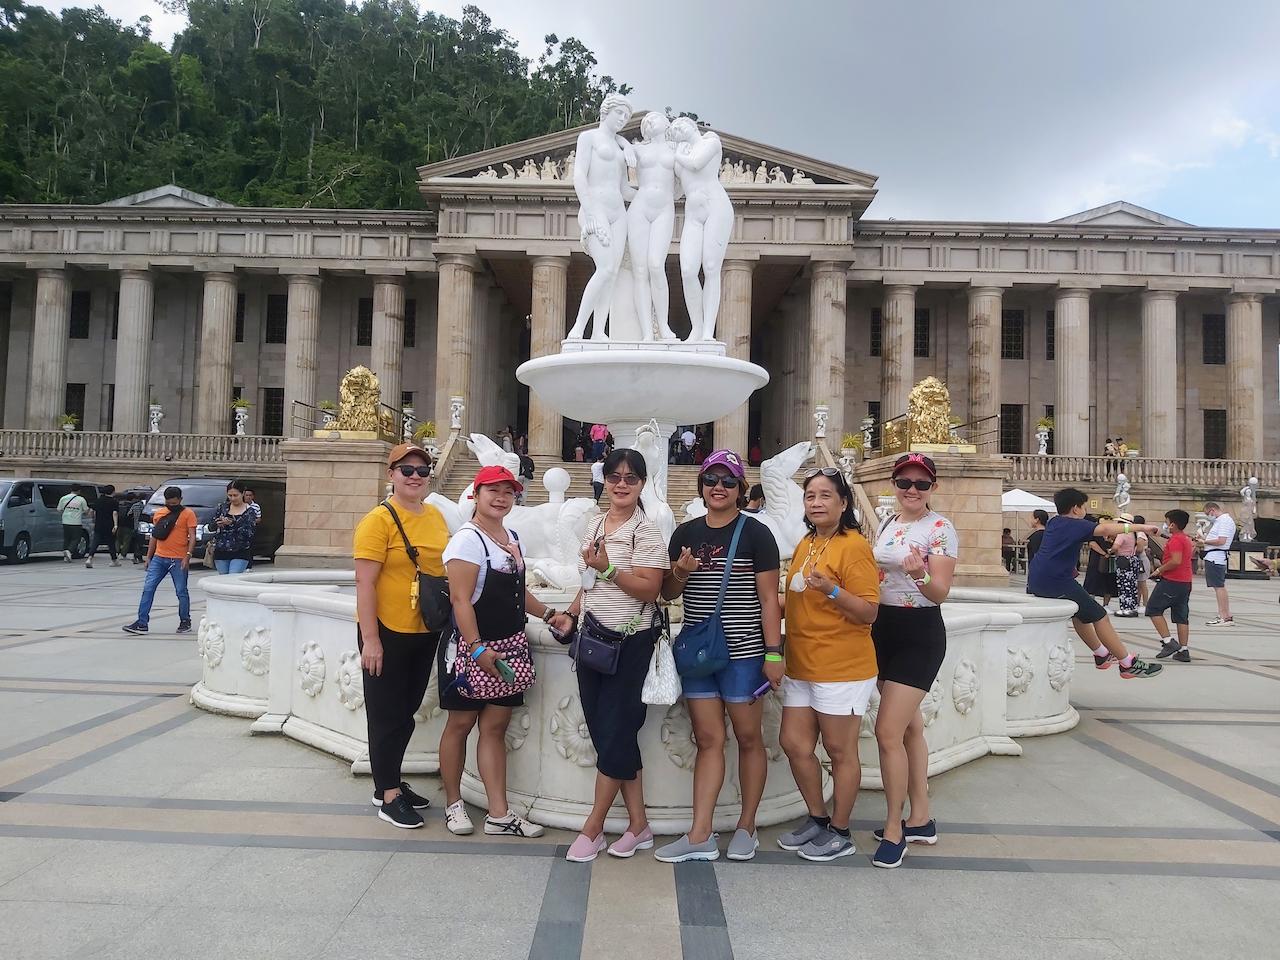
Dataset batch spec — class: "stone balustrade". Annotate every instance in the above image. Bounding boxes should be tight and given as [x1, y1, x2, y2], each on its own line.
[0, 429, 284, 463]
[1007, 454, 1280, 489]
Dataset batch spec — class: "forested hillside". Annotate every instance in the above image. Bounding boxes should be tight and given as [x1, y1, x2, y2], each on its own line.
[0, 0, 628, 208]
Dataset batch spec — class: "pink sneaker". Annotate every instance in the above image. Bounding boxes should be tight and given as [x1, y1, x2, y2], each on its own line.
[608, 825, 654, 858]
[566, 832, 607, 863]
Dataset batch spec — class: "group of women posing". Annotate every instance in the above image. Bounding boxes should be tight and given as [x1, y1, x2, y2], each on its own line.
[353, 442, 957, 868]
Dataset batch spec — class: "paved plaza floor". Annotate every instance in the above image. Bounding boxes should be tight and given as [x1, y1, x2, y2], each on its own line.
[0, 558, 1277, 960]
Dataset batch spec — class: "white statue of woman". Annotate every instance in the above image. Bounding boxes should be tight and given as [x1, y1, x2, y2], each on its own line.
[671, 117, 734, 342]
[1240, 476, 1259, 541]
[566, 95, 636, 341]
[625, 111, 679, 341]
[1114, 472, 1131, 510]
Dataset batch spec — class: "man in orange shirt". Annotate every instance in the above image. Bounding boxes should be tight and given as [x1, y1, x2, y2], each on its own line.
[123, 486, 199, 635]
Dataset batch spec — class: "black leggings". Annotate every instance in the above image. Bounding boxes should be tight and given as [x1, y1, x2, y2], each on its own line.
[359, 621, 438, 796]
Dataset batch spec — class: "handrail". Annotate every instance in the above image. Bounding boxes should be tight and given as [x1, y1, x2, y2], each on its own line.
[0, 429, 283, 463]
[1006, 454, 1280, 489]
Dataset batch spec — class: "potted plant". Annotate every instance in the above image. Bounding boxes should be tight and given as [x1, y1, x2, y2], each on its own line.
[59, 413, 79, 433]
[1035, 416, 1054, 456]
[318, 399, 338, 429]
[413, 421, 439, 458]
[230, 397, 252, 437]
[148, 396, 164, 434]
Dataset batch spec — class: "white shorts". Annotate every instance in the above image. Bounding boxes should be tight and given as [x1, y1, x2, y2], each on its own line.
[781, 675, 878, 717]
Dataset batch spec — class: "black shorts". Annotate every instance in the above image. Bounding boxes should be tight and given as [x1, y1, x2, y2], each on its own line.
[435, 632, 524, 712]
[871, 604, 947, 692]
[1031, 579, 1107, 625]
[1145, 579, 1192, 625]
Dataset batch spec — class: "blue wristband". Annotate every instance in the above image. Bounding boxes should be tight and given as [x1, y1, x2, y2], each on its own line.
[827, 585, 840, 600]
[470, 644, 487, 661]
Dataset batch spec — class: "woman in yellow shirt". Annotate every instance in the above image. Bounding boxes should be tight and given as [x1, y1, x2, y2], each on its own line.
[777, 468, 880, 862]
[353, 443, 450, 829]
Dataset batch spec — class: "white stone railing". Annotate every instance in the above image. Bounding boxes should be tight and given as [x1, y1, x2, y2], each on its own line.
[0, 429, 284, 463]
[1007, 454, 1280, 489]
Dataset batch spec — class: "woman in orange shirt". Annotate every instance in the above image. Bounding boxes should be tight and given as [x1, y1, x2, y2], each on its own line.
[777, 468, 880, 862]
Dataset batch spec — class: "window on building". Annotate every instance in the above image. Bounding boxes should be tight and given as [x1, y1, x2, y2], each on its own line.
[264, 294, 288, 344]
[868, 400, 882, 448]
[262, 387, 284, 437]
[103, 384, 114, 432]
[401, 391, 415, 410]
[110, 293, 119, 340]
[65, 382, 86, 426]
[357, 298, 373, 347]
[1045, 310, 1055, 361]
[913, 308, 930, 358]
[403, 298, 417, 348]
[1202, 313, 1226, 365]
[1000, 403, 1024, 454]
[69, 291, 91, 339]
[1203, 409, 1227, 459]
[869, 308, 882, 357]
[1001, 309, 1025, 360]
[234, 294, 246, 343]
[1044, 403, 1055, 455]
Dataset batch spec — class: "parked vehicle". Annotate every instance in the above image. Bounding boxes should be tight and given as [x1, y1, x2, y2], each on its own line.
[1, 478, 102, 562]
[138, 477, 285, 560]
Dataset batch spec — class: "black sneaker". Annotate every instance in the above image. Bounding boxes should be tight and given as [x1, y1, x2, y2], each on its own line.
[122, 621, 148, 634]
[372, 781, 431, 810]
[1173, 648, 1191, 663]
[873, 819, 938, 844]
[176, 620, 192, 634]
[1155, 639, 1181, 659]
[377, 794, 424, 829]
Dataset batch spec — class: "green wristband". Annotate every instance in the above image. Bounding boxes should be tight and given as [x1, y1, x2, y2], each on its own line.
[602, 563, 617, 581]
[764, 653, 784, 663]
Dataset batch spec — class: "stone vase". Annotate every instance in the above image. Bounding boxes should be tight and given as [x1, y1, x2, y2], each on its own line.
[234, 407, 249, 437]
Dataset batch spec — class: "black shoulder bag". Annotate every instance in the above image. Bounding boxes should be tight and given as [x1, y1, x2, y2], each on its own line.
[382, 500, 451, 633]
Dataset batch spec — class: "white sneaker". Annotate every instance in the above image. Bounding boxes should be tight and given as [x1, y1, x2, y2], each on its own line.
[1205, 616, 1235, 627]
[63, 550, 71, 562]
[84, 557, 93, 568]
[445, 800, 474, 835]
[484, 811, 544, 838]
[110, 559, 121, 567]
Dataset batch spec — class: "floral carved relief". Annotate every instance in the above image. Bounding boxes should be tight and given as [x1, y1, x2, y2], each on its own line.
[1006, 648, 1035, 697]
[298, 640, 325, 697]
[241, 626, 271, 676]
[198, 619, 225, 669]
[550, 695, 596, 767]
[1047, 643, 1074, 692]
[952, 658, 979, 715]
[920, 679, 943, 727]
[336, 650, 365, 711]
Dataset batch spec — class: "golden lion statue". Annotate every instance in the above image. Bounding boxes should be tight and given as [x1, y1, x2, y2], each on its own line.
[907, 376, 954, 444]
[336, 365, 382, 432]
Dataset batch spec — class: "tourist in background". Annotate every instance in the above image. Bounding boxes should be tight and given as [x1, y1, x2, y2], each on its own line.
[591, 457, 605, 503]
[1001, 527, 1016, 573]
[1084, 530, 1117, 608]
[680, 427, 696, 464]
[1112, 513, 1141, 617]
[353, 444, 449, 829]
[561, 449, 669, 862]
[1199, 502, 1236, 626]
[1027, 488, 1162, 679]
[439, 465, 568, 840]
[745, 483, 766, 514]
[126, 495, 146, 562]
[1103, 438, 1118, 477]
[869, 453, 957, 868]
[207, 480, 258, 575]
[656, 450, 782, 864]
[1134, 514, 1153, 605]
[777, 468, 880, 862]
[57, 483, 89, 562]
[116, 493, 138, 561]
[86, 484, 120, 568]
[590, 422, 609, 461]
[1025, 509, 1048, 567]
[123, 486, 197, 635]
[1148, 509, 1194, 663]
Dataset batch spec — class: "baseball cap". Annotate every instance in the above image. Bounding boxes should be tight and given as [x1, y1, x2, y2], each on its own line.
[388, 442, 431, 468]
[891, 452, 937, 481]
[473, 464, 524, 494]
[699, 449, 746, 480]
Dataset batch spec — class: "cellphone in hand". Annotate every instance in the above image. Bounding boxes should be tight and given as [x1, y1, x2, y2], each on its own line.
[495, 659, 516, 683]
[749, 681, 772, 703]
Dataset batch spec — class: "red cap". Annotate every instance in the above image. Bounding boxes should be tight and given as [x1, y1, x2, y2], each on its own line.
[892, 452, 937, 481]
[472, 464, 524, 494]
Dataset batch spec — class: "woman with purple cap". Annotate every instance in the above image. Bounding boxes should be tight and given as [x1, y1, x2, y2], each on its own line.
[868, 452, 958, 868]
[655, 448, 783, 863]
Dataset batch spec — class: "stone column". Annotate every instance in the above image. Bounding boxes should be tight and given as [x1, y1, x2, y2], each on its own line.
[434, 254, 481, 429]
[195, 271, 237, 436]
[967, 286, 1003, 446]
[25, 268, 69, 429]
[805, 261, 847, 446]
[881, 284, 916, 421]
[712, 260, 755, 454]
[1227, 292, 1265, 461]
[528, 255, 569, 458]
[113, 269, 155, 433]
[1140, 289, 1179, 458]
[1053, 287, 1092, 457]
[371, 276, 405, 413]
[283, 273, 322, 436]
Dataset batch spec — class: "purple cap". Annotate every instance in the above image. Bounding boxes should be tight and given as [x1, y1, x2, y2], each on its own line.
[699, 449, 746, 479]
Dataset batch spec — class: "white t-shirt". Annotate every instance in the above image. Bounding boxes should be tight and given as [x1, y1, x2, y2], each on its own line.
[591, 461, 604, 484]
[873, 510, 959, 608]
[442, 522, 522, 603]
[1204, 514, 1236, 563]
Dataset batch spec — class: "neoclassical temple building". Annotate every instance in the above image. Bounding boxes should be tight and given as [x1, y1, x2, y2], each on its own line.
[2, 118, 1277, 464]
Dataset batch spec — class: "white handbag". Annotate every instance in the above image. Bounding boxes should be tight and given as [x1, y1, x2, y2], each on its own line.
[641, 631, 681, 706]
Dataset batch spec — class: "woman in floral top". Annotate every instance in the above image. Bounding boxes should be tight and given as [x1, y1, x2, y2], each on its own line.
[868, 453, 958, 868]
[206, 480, 258, 574]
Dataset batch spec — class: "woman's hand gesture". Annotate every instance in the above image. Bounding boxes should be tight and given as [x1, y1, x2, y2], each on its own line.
[674, 547, 698, 576]
[583, 537, 611, 572]
[902, 544, 927, 579]
[548, 612, 575, 637]
[804, 568, 836, 597]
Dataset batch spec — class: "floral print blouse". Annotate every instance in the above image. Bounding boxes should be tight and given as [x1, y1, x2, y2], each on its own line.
[872, 511, 959, 608]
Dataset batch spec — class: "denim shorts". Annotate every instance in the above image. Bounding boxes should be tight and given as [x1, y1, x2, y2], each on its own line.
[1031, 579, 1107, 625]
[1204, 560, 1227, 588]
[683, 655, 767, 703]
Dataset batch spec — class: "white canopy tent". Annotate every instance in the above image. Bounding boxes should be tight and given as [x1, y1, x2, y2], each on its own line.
[1002, 488, 1056, 513]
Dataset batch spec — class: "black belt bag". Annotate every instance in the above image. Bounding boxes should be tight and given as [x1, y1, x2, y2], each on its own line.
[569, 612, 626, 675]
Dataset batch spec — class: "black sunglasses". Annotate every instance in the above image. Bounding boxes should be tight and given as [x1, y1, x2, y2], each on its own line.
[893, 477, 934, 492]
[700, 474, 741, 489]
[605, 472, 642, 486]
[395, 465, 432, 478]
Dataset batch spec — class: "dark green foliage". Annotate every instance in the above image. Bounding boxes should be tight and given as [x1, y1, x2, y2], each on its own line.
[0, 0, 629, 208]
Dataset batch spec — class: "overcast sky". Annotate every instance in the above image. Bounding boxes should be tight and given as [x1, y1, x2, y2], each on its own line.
[32, 0, 1280, 226]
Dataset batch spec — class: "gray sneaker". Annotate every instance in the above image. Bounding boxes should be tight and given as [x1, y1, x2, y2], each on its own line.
[777, 817, 826, 851]
[797, 828, 856, 862]
[654, 833, 720, 863]
[726, 828, 759, 861]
